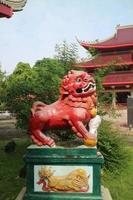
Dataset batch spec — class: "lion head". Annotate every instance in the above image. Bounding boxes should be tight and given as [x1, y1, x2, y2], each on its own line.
[60, 70, 96, 98]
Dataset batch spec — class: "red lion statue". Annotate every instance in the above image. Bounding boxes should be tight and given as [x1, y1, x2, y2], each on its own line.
[30, 70, 97, 147]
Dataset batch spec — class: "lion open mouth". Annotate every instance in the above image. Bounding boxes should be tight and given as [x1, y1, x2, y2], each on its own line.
[76, 82, 96, 94]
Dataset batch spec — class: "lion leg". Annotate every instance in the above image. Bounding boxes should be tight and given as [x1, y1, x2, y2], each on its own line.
[69, 120, 91, 140]
[31, 130, 55, 147]
[69, 120, 97, 145]
[70, 123, 83, 138]
[31, 135, 43, 146]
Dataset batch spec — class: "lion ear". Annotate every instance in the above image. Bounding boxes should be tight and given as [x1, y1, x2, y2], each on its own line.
[60, 77, 69, 94]
[60, 87, 69, 95]
[68, 70, 75, 75]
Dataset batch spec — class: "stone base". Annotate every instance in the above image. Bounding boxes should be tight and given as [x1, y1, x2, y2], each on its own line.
[23, 145, 104, 200]
[24, 194, 103, 200]
[16, 186, 112, 200]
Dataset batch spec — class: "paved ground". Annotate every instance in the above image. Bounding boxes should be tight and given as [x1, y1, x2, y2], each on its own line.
[104, 109, 133, 135]
[0, 118, 27, 140]
[103, 109, 133, 145]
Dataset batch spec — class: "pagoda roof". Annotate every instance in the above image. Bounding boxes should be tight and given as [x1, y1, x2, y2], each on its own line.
[81, 25, 133, 50]
[0, 0, 27, 18]
[0, 1, 12, 17]
[0, 0, 27, 11]
[75, 51, 133, 69]
[103, 71, 133, 86]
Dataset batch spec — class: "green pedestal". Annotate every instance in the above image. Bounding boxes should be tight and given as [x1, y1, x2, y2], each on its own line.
[23, 145, 104, 200]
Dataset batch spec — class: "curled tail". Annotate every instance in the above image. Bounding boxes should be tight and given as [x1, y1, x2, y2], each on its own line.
[31, 101, 47, 116]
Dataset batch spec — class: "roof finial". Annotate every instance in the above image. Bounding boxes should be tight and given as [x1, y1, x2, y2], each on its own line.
[116, 24, 120, 29]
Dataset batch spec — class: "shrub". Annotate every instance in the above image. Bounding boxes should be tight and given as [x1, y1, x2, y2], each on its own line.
[98, 120, 129, 174]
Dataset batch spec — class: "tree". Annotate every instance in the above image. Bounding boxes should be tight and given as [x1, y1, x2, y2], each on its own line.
[4, 42, 79, 131]
[0, 67, 6, 111]
[5, 62, 35, 129]
[32, 58, 65, 104]
[55, 41, 79, 73]
[5, 58, 67, 129]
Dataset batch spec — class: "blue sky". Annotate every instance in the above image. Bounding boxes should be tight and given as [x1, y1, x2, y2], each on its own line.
[0, 0, 133, 74]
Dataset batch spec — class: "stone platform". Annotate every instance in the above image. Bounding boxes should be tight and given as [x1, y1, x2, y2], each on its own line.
[23, 145, 104, 200]
[16, 186, 112, 200]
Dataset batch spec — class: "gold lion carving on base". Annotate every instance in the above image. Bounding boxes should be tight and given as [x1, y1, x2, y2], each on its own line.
[37, 167, 89, 192]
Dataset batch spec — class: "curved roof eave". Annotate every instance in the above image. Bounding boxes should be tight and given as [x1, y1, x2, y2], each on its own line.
[75, 61, 133, 69]
[81, 42, 133, 49]
[80, 25, 133, 50]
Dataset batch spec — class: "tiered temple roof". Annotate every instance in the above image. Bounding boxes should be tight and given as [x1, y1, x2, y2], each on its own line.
[81, 25, 133, 50]
[75, 51, 133, 69]
[103, 71, 133, 86]
[76, 25, 133, 87]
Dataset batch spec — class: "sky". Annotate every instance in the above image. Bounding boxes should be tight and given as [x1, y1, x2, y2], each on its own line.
[0, 0, 133, 74]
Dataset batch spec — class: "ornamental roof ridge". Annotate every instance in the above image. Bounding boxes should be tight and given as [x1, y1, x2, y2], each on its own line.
[80, 28, 116, 46]
[82, 25, 133, 45]
[116, 24, 133, 30]
[80, 29, 118, 45]
[80, 24, 133, 50]
[89, 34, 115, 44]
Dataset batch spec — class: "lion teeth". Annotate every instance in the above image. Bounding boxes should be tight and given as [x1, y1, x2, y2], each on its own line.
[82, 82, 96, 93]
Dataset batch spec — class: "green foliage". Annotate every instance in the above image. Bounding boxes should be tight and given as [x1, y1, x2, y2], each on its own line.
[5, 62, 35, 129]
[5, 59, 62, 129]
[102, 147, 133, 200]
[45, 127, 77, 145]
[93, 65, 114, 111]
[94, 66, 113, 91]
[4, 41, 78, 130]
[55, 41, 78, 63]
[0, 138, 30, 200]
[98, 120, 129, 174]
[4, 57, 76, 129]
[32, 58, 65, 104]
[88, 47, 99, 56]
[0, 67, 6, 111]
[55, 41, 79, 73]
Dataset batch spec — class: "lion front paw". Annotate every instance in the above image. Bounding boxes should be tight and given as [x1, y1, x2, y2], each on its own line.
[31, 135, 43, 146]
[84, 138, 97, 147]
[31, 135, 56, 147]
[46, 137, 56, 147]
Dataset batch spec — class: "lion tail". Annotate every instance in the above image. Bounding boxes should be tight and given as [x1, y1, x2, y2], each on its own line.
[31, 101, 47, 116]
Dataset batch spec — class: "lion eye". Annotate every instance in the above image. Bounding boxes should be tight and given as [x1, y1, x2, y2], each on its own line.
[76, 77, 82, 82]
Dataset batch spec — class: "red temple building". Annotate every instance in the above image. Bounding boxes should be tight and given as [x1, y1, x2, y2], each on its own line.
[76, 25, 133, 107]
[0, 0, 27, 18]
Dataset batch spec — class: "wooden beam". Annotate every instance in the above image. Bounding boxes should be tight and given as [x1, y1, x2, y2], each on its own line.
[103, 89, 132, 92]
